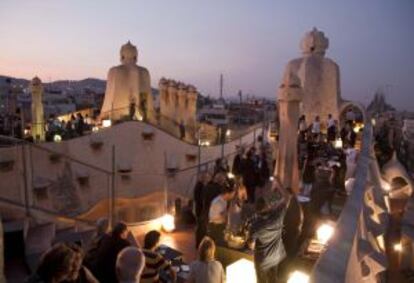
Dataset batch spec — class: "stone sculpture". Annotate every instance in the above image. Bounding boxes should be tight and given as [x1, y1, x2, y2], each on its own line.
[30, 77, 45, 141]
[274, 73, 303, 192]
[281, 28, 341, 126]
[100, 41, 154, 121]
[158, 78, 198, 141]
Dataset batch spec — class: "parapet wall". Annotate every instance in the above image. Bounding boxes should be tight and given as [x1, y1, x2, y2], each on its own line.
[0, 121, 258, 224]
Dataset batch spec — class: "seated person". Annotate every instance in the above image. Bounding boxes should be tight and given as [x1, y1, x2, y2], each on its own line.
[141, 230, 177, 283]
[116, 247, 146, 283]
[90, 222, 131, 283]
[187, 236, 225, 283]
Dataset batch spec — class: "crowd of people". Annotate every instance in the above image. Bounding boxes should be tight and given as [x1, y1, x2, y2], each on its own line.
[23, 110, 361, 283]
[26, 221, 178, 283]
[44, 113, 93, 141]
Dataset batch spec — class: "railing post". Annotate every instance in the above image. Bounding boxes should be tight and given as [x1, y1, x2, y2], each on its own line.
[0, 215, 5, 283]
[220, 127, 224, 159]
[197, 130, 201, 174]
[21, 144, 30, 217]
[109, 145, 116, 229]
[253, 128, 256, 147]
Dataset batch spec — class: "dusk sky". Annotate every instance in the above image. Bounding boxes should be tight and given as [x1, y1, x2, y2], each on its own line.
[1, 0, 413, 110]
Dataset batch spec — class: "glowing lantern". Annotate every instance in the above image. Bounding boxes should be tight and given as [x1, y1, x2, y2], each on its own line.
[287, 271, 309, 283]
[102, 119, 112, 128]
[316, 223, 335, 244]
[227, 172, 235, 179]
[226, 259, 256, 283]
[160, 214, 175, 232]
[53, 134, 62, 143]
[382, 182, 391, 192]
[334, 138, 343, 149]
[394, 242, 402, 252]
[92, 126, 99, 133]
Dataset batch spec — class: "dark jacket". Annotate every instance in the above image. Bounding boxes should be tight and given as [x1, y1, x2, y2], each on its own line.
[90, 235, 130, 283]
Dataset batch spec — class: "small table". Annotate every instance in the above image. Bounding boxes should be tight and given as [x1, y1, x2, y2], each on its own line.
[157, 245, 190, 283]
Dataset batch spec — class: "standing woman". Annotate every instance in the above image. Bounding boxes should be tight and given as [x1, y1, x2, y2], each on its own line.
[187, 237, 225, 283]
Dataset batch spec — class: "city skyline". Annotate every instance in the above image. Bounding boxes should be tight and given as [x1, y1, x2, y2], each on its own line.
[1, 0, 414, 110]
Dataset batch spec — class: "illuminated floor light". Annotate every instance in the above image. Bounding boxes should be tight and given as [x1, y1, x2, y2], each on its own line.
[382, 182, 391, 192]
[227, 172, 235, 179]
[226, 258, 256, 283]
[160, 214, 175, 232]
[316, 223, 335, 244]
[53, 134, 62, 142]
[334, 138, 343, 149]
[92, 126, 99, 132]
[287, 271, 309, 283]
[394, 242, 402, 252]
[102, 119, 112, 128]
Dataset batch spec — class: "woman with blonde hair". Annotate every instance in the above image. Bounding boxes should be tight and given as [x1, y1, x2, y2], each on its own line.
[187, 237, 225, 283]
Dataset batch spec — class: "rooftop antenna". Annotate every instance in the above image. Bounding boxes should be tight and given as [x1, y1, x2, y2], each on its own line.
[219, 73, 223, 100]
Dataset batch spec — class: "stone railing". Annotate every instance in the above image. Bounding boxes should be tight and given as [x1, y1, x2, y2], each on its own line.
[310, 123, 389, 283]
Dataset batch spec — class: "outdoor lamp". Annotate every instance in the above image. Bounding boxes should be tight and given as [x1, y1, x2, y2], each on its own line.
[382, 182, 391, 192]
[287, 271, 309, 283]
[394, 242, 403, 252]
[226, 259, 256, 283]
[102, 119, 112, 128]
[53, 134, 62, 143]
[160, 214, 175, 232]
[316, 223, 335, 244]
[227, 172, 235, 179]
[92, 126, 99, 132]
[334, 138, 343, 149]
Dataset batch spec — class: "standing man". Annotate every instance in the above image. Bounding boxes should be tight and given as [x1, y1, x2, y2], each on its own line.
[248, 182, 290, 283]
[194, 172, 212, 248]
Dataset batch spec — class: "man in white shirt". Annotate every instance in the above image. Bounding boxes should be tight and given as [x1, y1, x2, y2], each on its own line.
[311, 116, 321, 140]
[208, 185, 236, 246]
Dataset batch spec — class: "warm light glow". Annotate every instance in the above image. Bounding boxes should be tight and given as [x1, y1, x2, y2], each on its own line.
[334, 138, 343, 149]
[160, 214, 175, 232]
[226, 129, 231, 137]
[394, 242, 402, 252]
[137, 113, 143, 121]
[269, 176, 274, 181]
[102, 119, 112, 128]
[92, 126, 99, 132]
[383, 182, 391, 192]
[24, 129, 30, 135]
[316, 223, 335, 244]
[199, 140, 211, 147]
[371, 118, 376, 126]
[227, 172, 235, 179]
[226, 259, 256, 283]
[353, 125, 361, 132]
[53, 134, 62, 142]
[287, 271, 309, 283]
